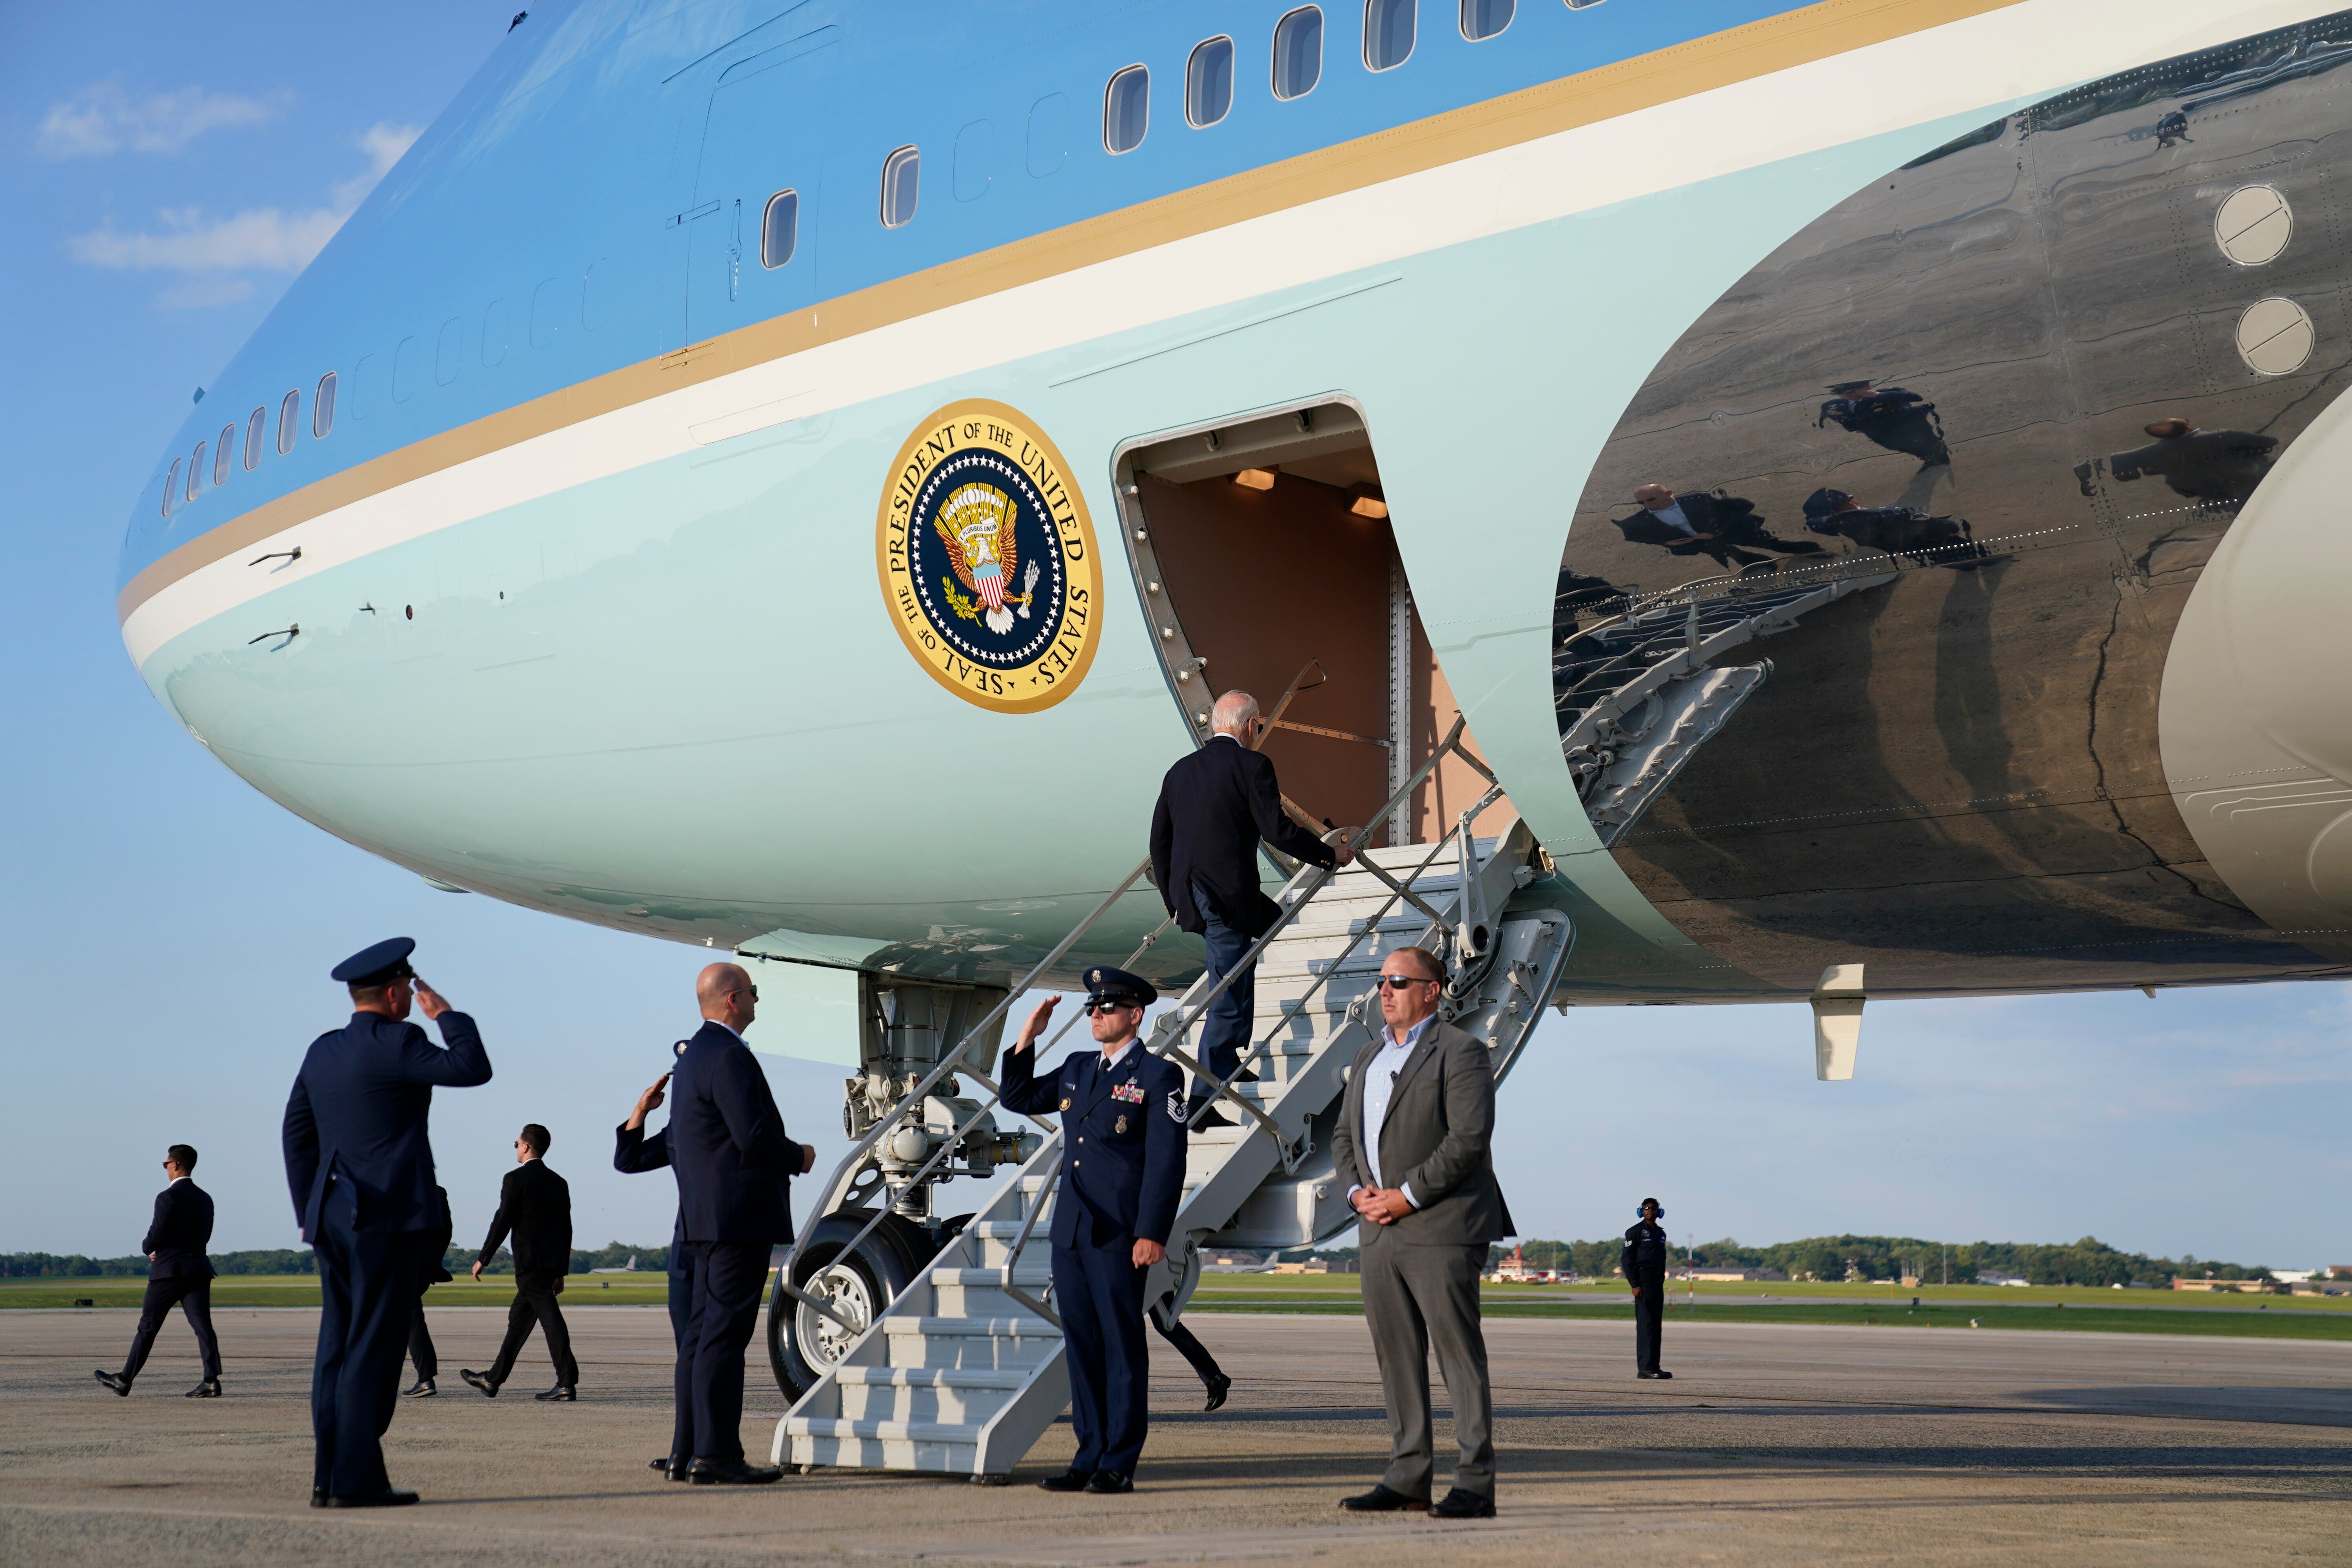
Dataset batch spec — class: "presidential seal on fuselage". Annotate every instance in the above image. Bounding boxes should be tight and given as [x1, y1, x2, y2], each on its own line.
[877, 401, 1102, 713]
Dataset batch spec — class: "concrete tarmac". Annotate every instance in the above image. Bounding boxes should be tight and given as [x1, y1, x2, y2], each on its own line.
[5, 1305, 2350, 1566]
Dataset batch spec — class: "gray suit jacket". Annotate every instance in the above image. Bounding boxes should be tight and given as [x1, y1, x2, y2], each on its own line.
[1331, 1018, 1515, 1246]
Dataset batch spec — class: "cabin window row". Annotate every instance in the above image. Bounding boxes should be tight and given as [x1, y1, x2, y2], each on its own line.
[857, 0, 1604, 230]
[162, 372, 336, 518]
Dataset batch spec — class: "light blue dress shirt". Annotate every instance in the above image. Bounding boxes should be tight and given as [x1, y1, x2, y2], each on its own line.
[1356, 1014, 1432, 1207]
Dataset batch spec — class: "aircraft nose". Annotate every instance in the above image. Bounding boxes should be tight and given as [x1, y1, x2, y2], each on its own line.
[2160, 389, 2352, 962]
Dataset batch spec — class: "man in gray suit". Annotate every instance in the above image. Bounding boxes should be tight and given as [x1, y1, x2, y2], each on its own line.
[1330, 944, 1510, 1520]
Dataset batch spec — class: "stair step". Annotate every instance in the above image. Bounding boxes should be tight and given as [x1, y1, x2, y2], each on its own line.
[884, 1316, 1058, 1339]
[833, 1367, 1030, 1390]
[928, 1267, 1051, 1286]
[787, 1416, 985, 1443]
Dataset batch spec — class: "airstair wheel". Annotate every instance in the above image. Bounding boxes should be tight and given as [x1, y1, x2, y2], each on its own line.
[769, 1209, 935, 1399]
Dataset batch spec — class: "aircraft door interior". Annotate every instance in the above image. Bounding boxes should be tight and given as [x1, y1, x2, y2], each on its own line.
[1116, 401, 1500, 847]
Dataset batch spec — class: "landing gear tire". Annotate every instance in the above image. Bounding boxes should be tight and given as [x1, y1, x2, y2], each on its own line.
[767, 1210, 935, 1400]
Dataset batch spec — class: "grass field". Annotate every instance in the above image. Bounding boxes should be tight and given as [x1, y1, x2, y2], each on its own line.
[9, 1272, 2346, 1341]
[0, 1275, 672, 1310]
[1181, 1274, 2352, 1338]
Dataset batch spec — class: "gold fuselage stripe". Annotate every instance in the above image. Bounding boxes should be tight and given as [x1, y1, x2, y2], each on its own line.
[118, 0, 2022, 628]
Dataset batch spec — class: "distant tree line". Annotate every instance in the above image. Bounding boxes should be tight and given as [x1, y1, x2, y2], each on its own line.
[1482, 1235, 2274, 1287]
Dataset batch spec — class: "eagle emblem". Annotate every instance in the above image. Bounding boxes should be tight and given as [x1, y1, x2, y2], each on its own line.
[1059, 1096, 1072, 1111]
[933, 482, 1041, 635]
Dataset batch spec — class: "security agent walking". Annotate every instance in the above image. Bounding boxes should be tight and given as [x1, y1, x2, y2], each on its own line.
[614, 1067, 702, 1479]
[1624, 1199, 1672, 1379]
[461, 1125, 579, 1400]
[1151, 689, 1349, 1124]
[1000, 967, 1188, 1493]
[94, 1144, 222, 1398]
[282, 937, 491, 1508]
[1332, 946, 1511, 1520]
[401, 1185, 455, 1397]
[671, 964, 815, 1486]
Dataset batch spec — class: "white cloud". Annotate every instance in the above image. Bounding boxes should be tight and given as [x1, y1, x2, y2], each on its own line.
[67, 121, 426, 296]
[38, 80, 295, 158]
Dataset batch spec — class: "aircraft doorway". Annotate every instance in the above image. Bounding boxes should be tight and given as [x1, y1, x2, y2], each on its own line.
[1115, 400, 1499, 846]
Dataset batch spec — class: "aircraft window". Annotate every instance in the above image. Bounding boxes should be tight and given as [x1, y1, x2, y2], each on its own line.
[762, 190, 799, 267]
[188, 442, 205, 501]
[277, 389, 299, 455]
[244, 407, 265, 470]
[162, 460, 180, 517]
[1364, 0, 1414, 69]
[214, 426, 234, 487]
[1461, 0, 1513, 39]
[313, 372, 336, 438]
[1564, 0, 1604, 8]
[1187, 37, 1234, 127]
[1102, 65, 1150, 155]
[880, 145, 920, 228]
[1104, 65, 1149, 154]
[1273, 7, 1323, 100]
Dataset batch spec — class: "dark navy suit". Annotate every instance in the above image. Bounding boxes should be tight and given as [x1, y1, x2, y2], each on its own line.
[1151, 735, 1336, 1107]
[282, 1010, 490, 1497]
[670, 1021, 800, 1462]
[614, 1120, 695, 1459]
[1000, 1038, 1187, 1477]
[119, 1179, 220, 1385]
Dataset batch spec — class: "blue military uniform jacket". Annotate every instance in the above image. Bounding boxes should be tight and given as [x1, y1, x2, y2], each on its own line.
[282, 1010, 492, 1242]
[1001, 1041, 1187, 1250]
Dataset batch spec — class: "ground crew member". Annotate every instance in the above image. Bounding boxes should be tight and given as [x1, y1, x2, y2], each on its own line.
[282, 937, 492, 1508]
[1001, 967, 1188, 1493]
[1818, 380, 1950, 465]
[1624, 1198, 1672, 1379]
[94, 1143, 221, 1399]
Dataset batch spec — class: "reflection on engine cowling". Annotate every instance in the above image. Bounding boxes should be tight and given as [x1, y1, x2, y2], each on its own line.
[1555, 14, 2352, 998]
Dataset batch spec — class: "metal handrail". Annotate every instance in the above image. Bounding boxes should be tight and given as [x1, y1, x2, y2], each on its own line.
[778, 858, 1158, 1329]
[995, 1149, 1062, 1328]
[1157, 718, 1477, 1136]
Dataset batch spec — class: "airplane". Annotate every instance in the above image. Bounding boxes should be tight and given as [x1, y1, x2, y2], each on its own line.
[110, 0, 2352, 1454]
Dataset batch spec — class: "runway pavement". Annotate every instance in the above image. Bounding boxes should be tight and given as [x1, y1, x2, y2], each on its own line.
[5, 1305, 2349, 1566]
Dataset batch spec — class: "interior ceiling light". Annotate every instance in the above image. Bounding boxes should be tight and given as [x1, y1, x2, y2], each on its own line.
[1233, 468, 1277, 490]
[1349, 483, 1388, 519]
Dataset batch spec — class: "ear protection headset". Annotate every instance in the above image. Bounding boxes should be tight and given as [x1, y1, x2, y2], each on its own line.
[1639, 1198, 1664, 1219]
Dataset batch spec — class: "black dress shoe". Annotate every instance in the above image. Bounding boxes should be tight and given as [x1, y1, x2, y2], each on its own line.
[688, 1456, 782, 1485]
[310, 1487, 325, 1508]
[323, 1489, 420, 1508]
[533, 1384, 576, 1402]
[1202, 1371, 1232, 1413]
[652, 1454, 691, 1481]
[402, 1378, 436, 1397]
[1432, 1488, 1495, 1519]
[1340, 1484, 1430, 1512]
[186, 1379, 222, 1398]
[1637, 1369, 1673, 1380]
[1036, 1468, 1091, 1492]
[459, 1369, 497, 1397]
[1085, 1470, 1133, 1494]
[93, 1370, 131, 1397]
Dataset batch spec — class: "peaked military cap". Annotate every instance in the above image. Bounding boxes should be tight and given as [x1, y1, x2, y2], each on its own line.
[1082, 965, 1156, 1007]
[332, 936, 417, 987]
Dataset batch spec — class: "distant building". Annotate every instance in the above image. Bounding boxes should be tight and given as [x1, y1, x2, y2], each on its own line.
[1688, 1267, 1786, 1282]
[2172, 1278, 2267, 1293]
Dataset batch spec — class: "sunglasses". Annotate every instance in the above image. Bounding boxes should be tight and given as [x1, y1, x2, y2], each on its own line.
[1084, 998, 1140, 1015]
[1376, 974, 1436, 990]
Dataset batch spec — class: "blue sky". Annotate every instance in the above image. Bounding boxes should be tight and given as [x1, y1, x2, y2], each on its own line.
[2, 3, 2345, 1272]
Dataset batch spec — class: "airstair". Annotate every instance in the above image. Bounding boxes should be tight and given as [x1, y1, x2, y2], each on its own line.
[1555, 561, 1895, 845]
[771, 722, 1575, 1478]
